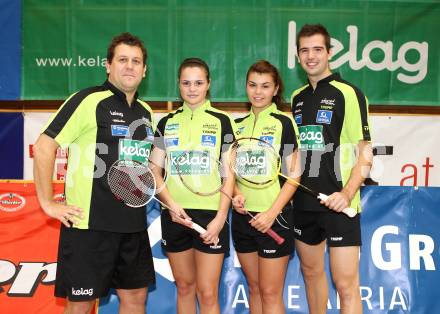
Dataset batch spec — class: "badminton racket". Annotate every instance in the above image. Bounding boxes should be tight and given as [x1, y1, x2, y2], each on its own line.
[173, 151, 285, 245]
[228, 137, 357, 218]
[107, 159, 207, 234]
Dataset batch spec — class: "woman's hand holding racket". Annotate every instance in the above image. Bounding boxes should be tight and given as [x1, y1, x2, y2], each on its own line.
[165, 199, 196, 229]
[232, 194, 247, 214]
[202, 214, 226, 246]
[232, 194, 285, 244]
[107, 159, 208, 236]
[320, 191, 352, 214]
[248, 210, 281, 234]
[174, 151, 285, 245]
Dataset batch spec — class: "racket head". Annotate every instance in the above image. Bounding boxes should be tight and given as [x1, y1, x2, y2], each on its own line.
[228, 137, 281, 188]
[172, 150, 226, 196]
[147, 157, 169, 195]
[107, 159, 156, 208]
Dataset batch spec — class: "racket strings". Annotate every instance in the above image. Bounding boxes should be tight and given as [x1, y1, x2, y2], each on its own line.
[108, 162, 156, 207]
[174, 153, 226, 196]
[230, 141, 280, 186]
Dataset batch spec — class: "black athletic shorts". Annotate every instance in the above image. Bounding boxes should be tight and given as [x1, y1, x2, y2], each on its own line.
[292, 209, 361, 247]
[55, 226, 155, 301]
[232, 206, 295, 258]
[161, 208, 229, 254]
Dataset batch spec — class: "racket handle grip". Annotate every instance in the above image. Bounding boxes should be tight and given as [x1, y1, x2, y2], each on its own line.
[247, 212, 285, 245]
[266, 228, 285, 245]
[189, 221, 207, 234]
[342, 207, 357, 218]
[318, 193, 357, 218]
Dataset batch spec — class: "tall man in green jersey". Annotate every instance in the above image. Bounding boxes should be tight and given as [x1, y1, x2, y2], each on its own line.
[33, 33, 155, 314]
[291, 24, 373, 314]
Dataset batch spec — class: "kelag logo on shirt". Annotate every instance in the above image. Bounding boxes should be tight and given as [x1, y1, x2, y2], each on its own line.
[236, 150, 267, 176]
[118, 139, 151, 163]
[170, 151, 210, 175]
[299, 125, 325, 151]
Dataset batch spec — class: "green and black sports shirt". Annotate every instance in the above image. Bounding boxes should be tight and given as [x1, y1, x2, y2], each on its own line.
[290, 73, 371, 213]
[43, 80, 154, 232]
[235, 103, 299, 212]
[154, 100, 238, 211]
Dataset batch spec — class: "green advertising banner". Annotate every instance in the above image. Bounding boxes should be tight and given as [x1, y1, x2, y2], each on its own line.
[22, 0, 439, 105]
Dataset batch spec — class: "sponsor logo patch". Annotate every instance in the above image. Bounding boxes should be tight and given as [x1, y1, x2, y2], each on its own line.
[146, 126, 154, 141]
[0, 193, 26, 212]
[202, 123, 219, 131]
[110, 110, 124, 117]
[330, 236, 343, 241]
[118, 139, 151, 163]
[165, 123, 179, 131]
[320, 105, 333, 110]
[316, 110, 333, 124]
[262, 125, 277, 133]
[72, 287, 94, 296]
[295, 114, 302, 125]
[111, 125, 130, 137]
[170, 151, 211, 175]
[53, 193, 66, 204]
[112, 119, 126, 123]
[299, 125, 325, 151]
[320, 98, 335, 106]
[259, 135, 274, 145]
[235, 150, 268, 176]
[165, 137, 179, 147]
[201, 134, 216, 147]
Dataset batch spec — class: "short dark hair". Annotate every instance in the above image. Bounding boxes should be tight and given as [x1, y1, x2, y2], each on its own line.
[107, 32, 147, 65]
[246, 60, 284, 109]
[296, 24, 331, 52]
[178, 57, 211, 98]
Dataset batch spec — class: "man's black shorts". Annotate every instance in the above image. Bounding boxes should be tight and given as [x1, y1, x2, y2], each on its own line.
[232, 207, 295, 258]
[292, 209, 361, 247]
[55, 226, 155, 301]
[161, 208, 229, 254]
